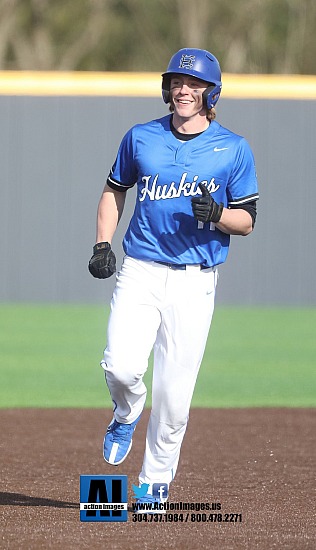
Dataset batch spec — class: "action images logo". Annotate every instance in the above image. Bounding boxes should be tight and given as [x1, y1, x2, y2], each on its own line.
[80, 475, 128, 522]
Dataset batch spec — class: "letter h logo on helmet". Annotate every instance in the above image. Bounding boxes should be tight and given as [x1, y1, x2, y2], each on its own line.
[179, 54, 195, 69]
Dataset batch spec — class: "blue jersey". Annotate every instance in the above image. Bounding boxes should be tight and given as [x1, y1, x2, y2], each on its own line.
[107, 114, 259, 268]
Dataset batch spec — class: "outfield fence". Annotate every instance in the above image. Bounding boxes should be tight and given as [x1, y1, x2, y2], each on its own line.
[1, 72, 316, 305]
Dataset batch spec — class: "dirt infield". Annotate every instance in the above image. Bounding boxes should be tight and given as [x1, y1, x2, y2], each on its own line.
[1, 408, 315, 549]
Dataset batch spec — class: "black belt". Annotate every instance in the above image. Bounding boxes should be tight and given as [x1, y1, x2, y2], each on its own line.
[155, 261, 211, 271]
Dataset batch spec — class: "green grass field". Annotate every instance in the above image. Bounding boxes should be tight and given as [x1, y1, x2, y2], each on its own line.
[0, 304, 315, 408]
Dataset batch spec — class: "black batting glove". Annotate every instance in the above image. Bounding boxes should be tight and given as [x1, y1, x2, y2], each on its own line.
[88, 242, 116, 279]
[191, 182, 224, 223]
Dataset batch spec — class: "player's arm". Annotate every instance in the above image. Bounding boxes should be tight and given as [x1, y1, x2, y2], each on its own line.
[214, 137, 258, 235]
[191, 183, 257, 236]
[89, 126, 134, 279]
[88, 184, 126, 279]
[96, 184, 127, 244]
[214, 207, 253, 236]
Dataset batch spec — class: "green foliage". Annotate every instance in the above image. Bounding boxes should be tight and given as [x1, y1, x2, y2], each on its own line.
[0, 305, 315, 408]
[0, 0, 316, 73]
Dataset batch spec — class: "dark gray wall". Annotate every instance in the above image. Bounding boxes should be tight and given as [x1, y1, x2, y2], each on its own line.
[0, 94, 315, 305]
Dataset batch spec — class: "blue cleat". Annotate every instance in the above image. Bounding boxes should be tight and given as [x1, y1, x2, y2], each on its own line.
[103, 414, 141, 465]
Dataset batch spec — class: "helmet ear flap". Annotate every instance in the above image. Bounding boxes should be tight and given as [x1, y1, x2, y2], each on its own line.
[203, 84, 221, 109]
[162, 75, 171, 104]
[162, 89, 171, 104]
[202, 85, 215, 109]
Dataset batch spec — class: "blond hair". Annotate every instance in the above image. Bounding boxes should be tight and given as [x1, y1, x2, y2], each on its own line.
[207, 108, 216, 121]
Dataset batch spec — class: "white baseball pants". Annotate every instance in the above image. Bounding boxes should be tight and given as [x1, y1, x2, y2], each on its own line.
[101, 255, 218, 489]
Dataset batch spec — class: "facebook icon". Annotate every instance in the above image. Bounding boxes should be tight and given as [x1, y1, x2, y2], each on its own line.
[152, 483, 169, 501]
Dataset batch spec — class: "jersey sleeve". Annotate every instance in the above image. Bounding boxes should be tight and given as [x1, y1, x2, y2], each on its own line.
[107, 127, 138, 192]
[227, 138, 259, 206]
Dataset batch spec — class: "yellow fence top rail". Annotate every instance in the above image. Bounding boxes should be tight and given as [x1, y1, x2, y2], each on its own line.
[0, 71, 316, 100]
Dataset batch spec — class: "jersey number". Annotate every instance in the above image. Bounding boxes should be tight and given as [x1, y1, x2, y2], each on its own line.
[198, 221, 215, 231]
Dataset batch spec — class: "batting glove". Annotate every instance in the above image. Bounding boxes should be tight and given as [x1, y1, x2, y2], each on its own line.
[191, 183, 224, 223]
[88, 242, 116, 279]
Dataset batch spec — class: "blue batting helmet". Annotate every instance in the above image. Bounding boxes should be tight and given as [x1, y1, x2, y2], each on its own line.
[162, 48, 222, 109]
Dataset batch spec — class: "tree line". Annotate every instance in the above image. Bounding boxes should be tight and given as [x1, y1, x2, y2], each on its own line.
[0, 0, 315, 74]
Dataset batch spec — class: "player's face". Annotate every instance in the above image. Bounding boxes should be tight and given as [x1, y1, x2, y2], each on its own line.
[170, 75, 208, 121]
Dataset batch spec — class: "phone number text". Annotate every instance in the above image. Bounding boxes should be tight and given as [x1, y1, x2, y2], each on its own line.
[132, 513, 242, 523]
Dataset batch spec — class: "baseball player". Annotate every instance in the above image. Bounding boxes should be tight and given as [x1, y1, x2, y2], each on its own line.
[88, 48, 259, 507]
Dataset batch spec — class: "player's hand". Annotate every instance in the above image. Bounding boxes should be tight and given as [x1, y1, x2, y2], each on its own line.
[88, 242, 116, 279]
[191, 183, 224, 223]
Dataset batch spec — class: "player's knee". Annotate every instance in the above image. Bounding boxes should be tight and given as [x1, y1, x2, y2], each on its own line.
[158, 405, 189, 428]
[114, 368, 141, 388]
[101, 356, 143, 388]
[169, 412, 189, 428]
